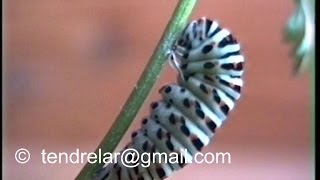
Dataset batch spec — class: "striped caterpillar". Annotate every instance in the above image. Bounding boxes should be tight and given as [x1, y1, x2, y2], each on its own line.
[95, 17, 245, 180]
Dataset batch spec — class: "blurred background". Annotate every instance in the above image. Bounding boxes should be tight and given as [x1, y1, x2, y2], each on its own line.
[3, 0, 311, 179]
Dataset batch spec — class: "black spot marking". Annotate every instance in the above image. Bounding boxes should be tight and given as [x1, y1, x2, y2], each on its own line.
[219, 79, 241, 93]
[180, 125, 190, 136]
[156, 167, 166, 179]
[116, 168, 121, 179]
[165, 86, 172, 93]
[124, 144, 130, 149]
[151, 102, 158, 109]
[221, 63, 233, 70]
[166, 132, 171, 139]
[101, 172, 110, 180]
[169, 99, 173, 103]
[180, 116, 186, 124]
[133, 166, 139, 174]
[220, 51, 241, 59]
[177, 39, 184, 46]
[204, 62, 215, 69]
[186, 34, 190, 42]
[230, 75, 241, 78]
[165, 103, 171, 108]
[221, 104, 230, 115]
[186, 44, 192, 50]
[192, 23, 197, 37]
[202, 45, 213, 54]
[178, 155, 187, 168]
[156, 129, 163, 139]
[212, 89, 218, 94]
[224, 91, 236, 101]
[235, 62, 244, 70]
[183, 98, 191, 108]
[203, 75, 214, 82]
[192, 137, 204, 151]
[131, 131, 138, 138]
[142, 118, 148, 124]
[219, 79, 231, 87]
[180, 88, 186, 93]
[206, 120, 217, 133]
[195, 101, 201, 109]
[169, 114, 176, 124]
[180, 64, 188, 70]
[218, 34, 238, 48]
[199, 84, 208, 94]
[214, 94, 221, 104]
[230, 35, 238, 43]
[151, 145, 156, 153]
[166, 140, 174, 151]
[195, 109, 205, 119]
[234, 85, 241, 93]
[170, 54, 174, 60]
[209, 26, 222, 38]
[221, 62, 243, 71]
[205, 19, 213, 34]
[142, 141, 148, 151]
[183, 53, 189, 59]
[183, 75, 190, 81]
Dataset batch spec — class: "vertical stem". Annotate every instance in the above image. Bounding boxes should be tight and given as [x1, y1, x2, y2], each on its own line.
[306, 0, 315, 178]
[76, 0, 198, 179]
[311, 46, 315, 180]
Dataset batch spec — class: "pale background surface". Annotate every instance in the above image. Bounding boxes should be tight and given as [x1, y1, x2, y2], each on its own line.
[4, 0, 311, 179]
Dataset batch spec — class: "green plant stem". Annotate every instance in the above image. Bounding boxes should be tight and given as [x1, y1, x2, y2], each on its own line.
[306, 0, 315, 178]
[75, 0, 198, 179]
[311, 47, 315, 180]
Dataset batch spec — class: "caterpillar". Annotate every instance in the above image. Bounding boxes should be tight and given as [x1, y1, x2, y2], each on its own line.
[95, 17, 245, 180]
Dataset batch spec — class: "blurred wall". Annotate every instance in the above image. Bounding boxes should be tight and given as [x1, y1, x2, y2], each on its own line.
[4, 0, 311, 180]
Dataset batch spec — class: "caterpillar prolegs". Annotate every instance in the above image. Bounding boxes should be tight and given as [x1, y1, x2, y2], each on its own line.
[95, 17, 244, 180]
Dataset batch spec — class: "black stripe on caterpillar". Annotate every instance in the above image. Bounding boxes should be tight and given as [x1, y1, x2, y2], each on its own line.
[95, 17, 245, 180]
